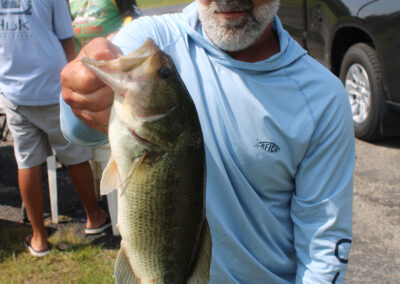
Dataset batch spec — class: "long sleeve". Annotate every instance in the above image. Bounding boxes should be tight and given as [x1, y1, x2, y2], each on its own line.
[292, 85, 355, 283]
[59, 95, 108, 147]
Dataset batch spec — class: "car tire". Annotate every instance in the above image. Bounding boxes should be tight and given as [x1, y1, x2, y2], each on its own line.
[339, 43, 384, 141]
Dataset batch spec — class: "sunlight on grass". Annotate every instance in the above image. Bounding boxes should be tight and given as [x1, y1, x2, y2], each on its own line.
[48, 223, 88, 246]
[0, 223, 118, 283]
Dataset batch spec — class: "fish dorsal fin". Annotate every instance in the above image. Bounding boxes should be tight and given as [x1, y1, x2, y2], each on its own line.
[100, 157, 120, 195]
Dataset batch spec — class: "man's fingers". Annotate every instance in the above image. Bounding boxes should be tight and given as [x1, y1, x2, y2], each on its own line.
[79, 37, 123, 61]
[61, 38, 122, 94]
[63, 85, 114, 111]
[60, 37, 122, 134]
[61, 59, 105, 94]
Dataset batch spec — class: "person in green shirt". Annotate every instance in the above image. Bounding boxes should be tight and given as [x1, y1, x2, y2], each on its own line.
[69, 0, 141, 52]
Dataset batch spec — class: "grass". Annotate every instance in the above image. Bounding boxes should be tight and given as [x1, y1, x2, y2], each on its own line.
[0, 222, 117, 284]
[137, 0, 192, 9]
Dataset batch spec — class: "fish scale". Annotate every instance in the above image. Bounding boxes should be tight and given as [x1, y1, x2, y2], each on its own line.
[83, 38, 211, 284]
[117, 137, 205, 283]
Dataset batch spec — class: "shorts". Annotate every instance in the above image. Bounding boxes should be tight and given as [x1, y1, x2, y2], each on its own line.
[2, 96, 93, 169]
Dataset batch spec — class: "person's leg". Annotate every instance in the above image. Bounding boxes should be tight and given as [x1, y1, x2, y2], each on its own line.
[3, 102, 50, 253]
[67, 161, 108, 229]
[18, 165, 48, 252]
[38, 104, 108, 231]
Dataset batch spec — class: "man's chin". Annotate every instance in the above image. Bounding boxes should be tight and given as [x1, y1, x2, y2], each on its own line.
[199, 0, 280, 51]
[204, 21, 264, 52]
[213, 35, 255, 52]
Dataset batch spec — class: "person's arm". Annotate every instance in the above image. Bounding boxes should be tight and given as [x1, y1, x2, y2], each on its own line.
[60, 37, 122, 139]
[53, 0, 75, 48]
[60, 96, 108, 147]
[292, 86, 355, 283]
[60, 14, 159, 145]
[60, 37, 76, 62]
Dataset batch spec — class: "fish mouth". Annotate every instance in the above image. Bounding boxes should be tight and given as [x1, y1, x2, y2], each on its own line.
[81, 38, 161, 96]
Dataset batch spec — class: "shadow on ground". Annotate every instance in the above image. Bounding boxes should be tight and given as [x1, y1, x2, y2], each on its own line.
[369, 136, 400, 149]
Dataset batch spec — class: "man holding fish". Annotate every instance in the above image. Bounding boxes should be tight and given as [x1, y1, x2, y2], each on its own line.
[60, 0, 355, 283]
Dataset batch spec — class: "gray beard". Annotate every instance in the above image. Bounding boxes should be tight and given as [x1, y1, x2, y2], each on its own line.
[198, 0, 280, 52]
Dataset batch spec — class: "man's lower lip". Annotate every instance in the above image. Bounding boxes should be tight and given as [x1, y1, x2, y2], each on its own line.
[216, 11, 248, 19]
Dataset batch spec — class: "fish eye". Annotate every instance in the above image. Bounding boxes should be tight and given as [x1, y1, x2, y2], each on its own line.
[158, 66, 172, 79]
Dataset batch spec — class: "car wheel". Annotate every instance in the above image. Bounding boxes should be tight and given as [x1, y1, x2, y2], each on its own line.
[339, 43, 384, 141]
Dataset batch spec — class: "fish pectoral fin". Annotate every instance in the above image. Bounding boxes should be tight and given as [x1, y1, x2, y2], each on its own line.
[135, 151, 148, 170]
[187, 220, 212, 284]
[100, 156, 120, 195]
[115, 243, 138, 284]
[119, 151, 148, 197]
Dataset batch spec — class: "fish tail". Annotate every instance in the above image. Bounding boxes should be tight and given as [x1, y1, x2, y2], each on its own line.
[115, 243, 138, 284]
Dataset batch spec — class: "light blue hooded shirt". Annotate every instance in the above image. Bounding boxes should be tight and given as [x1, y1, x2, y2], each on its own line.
[60, 2, 355, 283]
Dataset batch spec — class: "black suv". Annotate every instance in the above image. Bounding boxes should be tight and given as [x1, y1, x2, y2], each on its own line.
[278, 0, 400, 141]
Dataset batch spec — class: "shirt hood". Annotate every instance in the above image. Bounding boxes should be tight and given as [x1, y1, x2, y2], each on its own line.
[180, 2, 307, 72]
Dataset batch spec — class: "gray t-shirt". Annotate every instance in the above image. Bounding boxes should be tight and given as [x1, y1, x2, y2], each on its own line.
[0, 0, 74, 106]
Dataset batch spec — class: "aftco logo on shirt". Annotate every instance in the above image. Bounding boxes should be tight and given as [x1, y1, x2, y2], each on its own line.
[254, 139, 280, 153]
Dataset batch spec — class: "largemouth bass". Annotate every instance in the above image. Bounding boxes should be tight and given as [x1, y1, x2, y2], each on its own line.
[82, 39, 211, 284]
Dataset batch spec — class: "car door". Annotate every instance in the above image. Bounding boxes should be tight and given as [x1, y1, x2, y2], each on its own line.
[304, 0, 327, 64]
[305, 0, 372, 67]
[278, 0, 307, 48]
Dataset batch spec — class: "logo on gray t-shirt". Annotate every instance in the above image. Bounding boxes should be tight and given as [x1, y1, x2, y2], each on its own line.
[0, 0, 32, 15]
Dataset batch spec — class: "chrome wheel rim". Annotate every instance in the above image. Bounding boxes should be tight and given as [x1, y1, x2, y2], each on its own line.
[345, 63, 371, 124]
